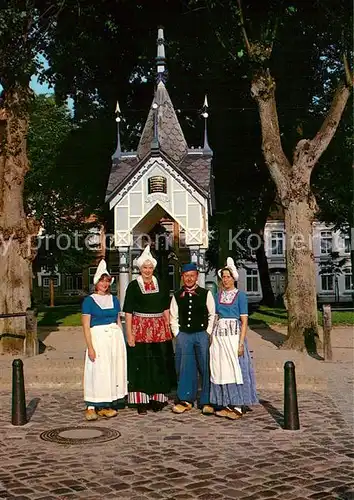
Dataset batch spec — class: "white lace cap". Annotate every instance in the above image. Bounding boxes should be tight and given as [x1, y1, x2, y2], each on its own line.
[136, 245, 157, 269]
[217, 257, 239, 281]
[93, 259, 114, 285]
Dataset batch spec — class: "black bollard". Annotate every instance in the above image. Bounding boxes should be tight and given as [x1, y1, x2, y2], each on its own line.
[12, 359, 27, 426]
[284, 361, 300, 430]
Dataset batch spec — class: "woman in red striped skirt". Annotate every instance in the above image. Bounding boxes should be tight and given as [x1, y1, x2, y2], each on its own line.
[123, 245, 176, 415]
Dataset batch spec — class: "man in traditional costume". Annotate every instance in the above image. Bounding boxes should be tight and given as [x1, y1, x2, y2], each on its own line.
[82, 259, 127, 421]
[170, 263, 216, 415]
[123, 245, 176, 415]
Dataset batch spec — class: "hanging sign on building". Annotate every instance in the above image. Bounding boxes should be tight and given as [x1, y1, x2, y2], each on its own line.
[148, 176, 167, 194]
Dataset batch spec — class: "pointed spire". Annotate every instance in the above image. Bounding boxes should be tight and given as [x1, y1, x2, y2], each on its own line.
[137, 82, 188, 163]
[156, 26, 167, 83]
[112, 100, 122, 161]
[202, 95, 212, 155]
[137, 28, 188, 164]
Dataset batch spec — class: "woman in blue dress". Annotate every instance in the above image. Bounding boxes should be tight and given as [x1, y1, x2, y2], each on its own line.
[82, 259, 127, 421]
[210, 257, 258, 420]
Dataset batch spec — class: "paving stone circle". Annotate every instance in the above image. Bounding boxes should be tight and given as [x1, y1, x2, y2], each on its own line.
[40, 425, 121, 445]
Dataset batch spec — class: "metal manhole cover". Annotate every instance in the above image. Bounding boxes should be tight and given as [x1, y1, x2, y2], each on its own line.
[40, 426, 121, 445]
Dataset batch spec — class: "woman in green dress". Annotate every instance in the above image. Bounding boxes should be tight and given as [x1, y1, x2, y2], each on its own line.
[123, 245, 176, 414]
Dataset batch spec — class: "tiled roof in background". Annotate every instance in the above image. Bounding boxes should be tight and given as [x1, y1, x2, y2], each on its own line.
[105, 156, 138, 202]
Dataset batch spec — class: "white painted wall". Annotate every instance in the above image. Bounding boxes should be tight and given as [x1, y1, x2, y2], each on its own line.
[239, 220, 352, 303]
[111, 156, 209, 248]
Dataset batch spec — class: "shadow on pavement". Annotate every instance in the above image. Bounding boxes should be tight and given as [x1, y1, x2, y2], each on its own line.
[304, 328, 324, 361]
[26, 398, 41, 422]
[260, 399, 284, 429]
[251, 325, 287, 348]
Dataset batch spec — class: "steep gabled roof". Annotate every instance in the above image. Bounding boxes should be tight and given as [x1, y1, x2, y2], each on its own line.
[105, 155, 139, 202]
[137, 81, 188, 165]
[179, 152, 213, 192]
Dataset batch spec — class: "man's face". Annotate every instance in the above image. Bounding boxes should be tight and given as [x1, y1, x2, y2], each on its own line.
[182, 270, 198, 288]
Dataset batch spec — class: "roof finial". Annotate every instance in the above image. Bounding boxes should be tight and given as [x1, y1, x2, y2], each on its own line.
[112, 100, 122, 162]
[156, 26, 167, 84]
[150, 99, 159, 152]
[202, 95, 212, 155]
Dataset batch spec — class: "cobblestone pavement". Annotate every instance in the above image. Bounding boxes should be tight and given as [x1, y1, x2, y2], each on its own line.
[326, 363, 354, 429]
[0, 390, 353, 500]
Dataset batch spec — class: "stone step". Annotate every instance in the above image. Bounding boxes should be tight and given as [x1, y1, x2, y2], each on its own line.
[0, 357, 327, 390]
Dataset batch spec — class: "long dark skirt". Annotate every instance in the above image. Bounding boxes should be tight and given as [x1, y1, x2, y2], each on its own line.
[127, 340, 176, 398]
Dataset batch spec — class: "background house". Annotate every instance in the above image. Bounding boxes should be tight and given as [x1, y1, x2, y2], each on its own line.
[233, 221, 352, 305]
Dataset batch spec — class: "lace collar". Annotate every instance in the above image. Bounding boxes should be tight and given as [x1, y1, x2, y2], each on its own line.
[137, 275, 159, 294]
[219, 288, 238, 305]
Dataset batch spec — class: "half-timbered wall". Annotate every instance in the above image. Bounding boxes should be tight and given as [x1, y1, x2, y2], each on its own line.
[110, 156, 208, 248]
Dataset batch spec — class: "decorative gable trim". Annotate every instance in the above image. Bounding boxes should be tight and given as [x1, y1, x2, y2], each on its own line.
[109, 156, 206, 210]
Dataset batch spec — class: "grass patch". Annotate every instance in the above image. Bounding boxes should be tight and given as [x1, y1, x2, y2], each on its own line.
[249, 306, 288, 328]
[37, 305, 82, 327]
[36, 304, 354, 328]
[249, 305, 354, 328]
[323, 310, 354, 326]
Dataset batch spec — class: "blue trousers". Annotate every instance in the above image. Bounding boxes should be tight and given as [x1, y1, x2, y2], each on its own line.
[175, 331, 210, 407]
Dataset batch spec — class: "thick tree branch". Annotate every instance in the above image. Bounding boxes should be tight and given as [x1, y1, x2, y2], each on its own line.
[236, 0, 252, 56]
[303, 81, 352, 168]
[343, 53, 353, 88]
[251, 70, 291, 194]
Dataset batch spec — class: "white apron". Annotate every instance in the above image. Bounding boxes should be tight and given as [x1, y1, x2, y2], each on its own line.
[210, 318, 243, 385]
[84, 323, 127, 403]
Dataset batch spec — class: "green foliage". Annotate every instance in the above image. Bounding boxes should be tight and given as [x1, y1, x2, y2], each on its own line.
[0, 1, 68, 89]
[26, 94, 72, 220]
[26, 94, 100, 274]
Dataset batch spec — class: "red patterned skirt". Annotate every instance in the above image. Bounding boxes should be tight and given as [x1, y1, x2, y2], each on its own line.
[128, 312, 176, 396]
[132, 313, 172, 343]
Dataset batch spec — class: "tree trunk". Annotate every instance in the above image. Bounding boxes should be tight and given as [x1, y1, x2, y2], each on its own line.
[0, 88, 39, 353]
[255, 232, 275, 307]
[282, 199, 319, 351]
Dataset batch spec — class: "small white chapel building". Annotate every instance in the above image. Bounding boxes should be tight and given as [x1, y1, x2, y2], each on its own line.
[105, 28, 215, 303]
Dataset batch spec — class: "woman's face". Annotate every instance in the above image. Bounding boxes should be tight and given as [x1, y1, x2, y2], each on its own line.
[221, 269, 234, 289]
[141, 261, 154, 280]
[96, 274, 111, 294]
